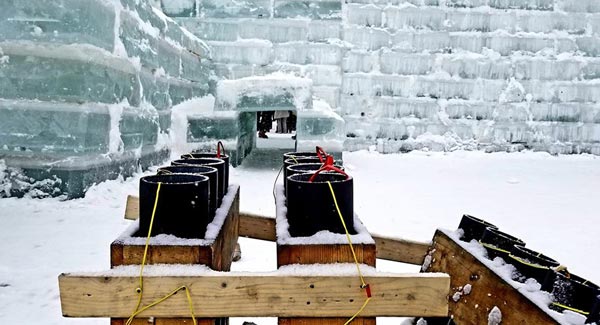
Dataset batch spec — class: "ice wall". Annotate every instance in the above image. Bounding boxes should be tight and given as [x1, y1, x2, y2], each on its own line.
[170, 0, 600, 155]
[0, 0, 213, 197]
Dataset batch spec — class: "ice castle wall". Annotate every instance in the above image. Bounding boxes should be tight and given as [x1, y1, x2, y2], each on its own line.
[0, 0, 213, 197]
[172, 0, 600, 155]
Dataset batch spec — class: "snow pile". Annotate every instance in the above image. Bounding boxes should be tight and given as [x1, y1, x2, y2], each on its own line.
[216, 72, 313, 111]
[0, 160, 63, 199]
[488, 306, 502, 325]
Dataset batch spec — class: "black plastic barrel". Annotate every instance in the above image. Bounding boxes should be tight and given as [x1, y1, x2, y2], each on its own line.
[508, 245, 559, 291]
[182, 152, 229, 194]
[283, 157, 323, 179]
[285, 163, 345, 193]
[480, 228, 525, 261]
[172, 158, 226, 206]
[549, 273, 600, 316]
[157, 165, 218, 220]
[283, 151, 318, 163]
[139, 174, 210, 239]
[286, 172, 354, 237]
[458, 214, 498, 242]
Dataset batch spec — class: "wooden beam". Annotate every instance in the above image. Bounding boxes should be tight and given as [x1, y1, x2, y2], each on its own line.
[425, 229, 561, 324]
[372, 234, 430, 265]
[238, 212, 276, 241]
[124, 195, 139, 220]
[59, 272, 450, 318]
[124, 198, 430, 265]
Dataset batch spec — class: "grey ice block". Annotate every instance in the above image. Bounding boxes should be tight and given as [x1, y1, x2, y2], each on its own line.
[0, 46, 140, 105]
[273, 0, 342, 20]
[197, 0, 271, 18]
[0, 99, 160, 155]
[0, 0, 116, 51]
[161, 0, 197, 17]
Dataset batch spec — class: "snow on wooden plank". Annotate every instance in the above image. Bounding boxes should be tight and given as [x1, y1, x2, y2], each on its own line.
[425, 229, 563, 324]
[59, 272, 450, 318]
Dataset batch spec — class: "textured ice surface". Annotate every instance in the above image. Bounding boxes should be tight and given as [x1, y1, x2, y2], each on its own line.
[215, 73, 313, 111]
[0, 0, 212, 197]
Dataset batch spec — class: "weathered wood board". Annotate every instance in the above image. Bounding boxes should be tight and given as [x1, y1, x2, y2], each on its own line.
[59, 271, 451, 318]
[425, 229, 561, 324]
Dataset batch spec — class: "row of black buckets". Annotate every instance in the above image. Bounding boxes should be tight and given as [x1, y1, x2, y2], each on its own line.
[138, 146, 230, 239]
[282, 148, 355, 238]
[458, 215, 600, 322]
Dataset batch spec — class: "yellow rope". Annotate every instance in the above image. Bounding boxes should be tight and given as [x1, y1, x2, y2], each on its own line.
[126, 182, 197, 325]
[327, 181, 367, 287]
[327, 181, 370, 324]
[551, 302, 589, 316]
[344, 298, 372, 325]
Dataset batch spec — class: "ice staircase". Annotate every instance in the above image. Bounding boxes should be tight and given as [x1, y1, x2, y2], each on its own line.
[165, 0, 600, 155]
[0, 0, 213, 197]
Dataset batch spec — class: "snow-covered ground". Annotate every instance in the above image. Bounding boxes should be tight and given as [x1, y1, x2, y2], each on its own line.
[0, 150, 599, 324]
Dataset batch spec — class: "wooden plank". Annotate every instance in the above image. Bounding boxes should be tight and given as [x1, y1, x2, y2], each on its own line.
[125, 195, 139, 220]
[372, 234, 430, 266]
[210, 191, 239, 271]
[59, 272, 450, 318]
[239, 212, 276, 241]
[238, 213, 428, 266]
[425, 229, 560, 324]
[279, 318, 376, 325]
[277, 244, 376, 268]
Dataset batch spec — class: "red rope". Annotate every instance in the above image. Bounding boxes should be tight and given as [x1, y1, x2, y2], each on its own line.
[308, 164, 348, 182]
[217, 141, 226, 158]
[316, 146, 328, 163]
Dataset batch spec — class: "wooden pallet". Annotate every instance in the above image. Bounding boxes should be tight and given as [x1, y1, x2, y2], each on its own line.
[110, 185, 240, 325]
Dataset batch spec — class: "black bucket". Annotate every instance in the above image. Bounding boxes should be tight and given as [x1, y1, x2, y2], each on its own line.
[157, 165, 218, 220]
[508, 245, 559, 291]
[283, 157, 323, 179]
[283, 151, 319, 163]
[549, 272, 600, 316]
[480, 228, 525, 261]
[139, 174, 210, 239]
[182, 151, 229, 194]
[458, 214, 498, 242]
[286, 172, 354, 237]
[172, 158, 226, 206]
[285, 163, 344, 193]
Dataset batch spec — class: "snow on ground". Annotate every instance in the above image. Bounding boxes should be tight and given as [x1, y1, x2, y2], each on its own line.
[0, 150, 599, 324]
